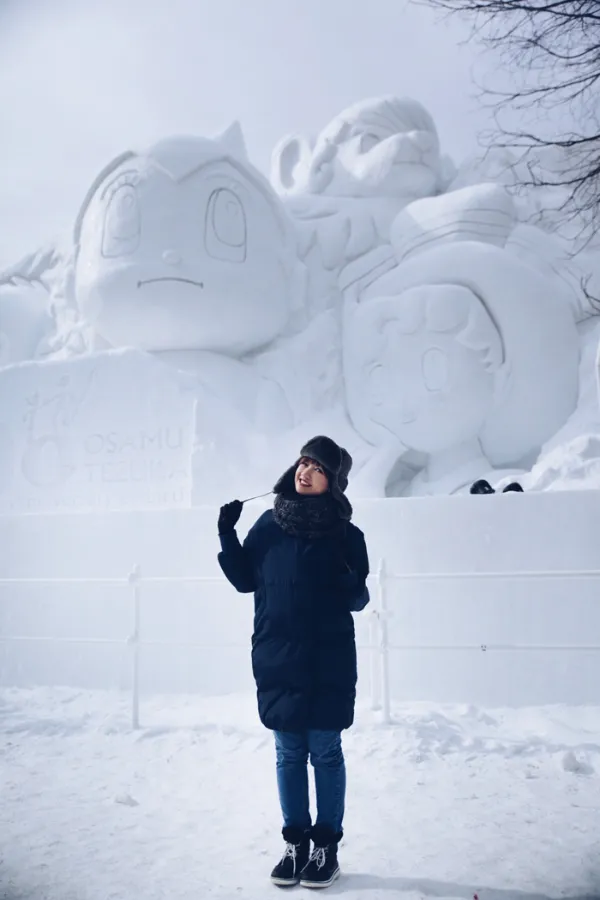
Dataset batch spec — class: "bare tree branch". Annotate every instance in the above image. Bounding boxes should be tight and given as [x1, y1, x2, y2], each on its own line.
[417, 0, 600, 240]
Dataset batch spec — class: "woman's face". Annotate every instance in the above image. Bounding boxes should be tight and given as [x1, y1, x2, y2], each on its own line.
[295, 457, 329, 496]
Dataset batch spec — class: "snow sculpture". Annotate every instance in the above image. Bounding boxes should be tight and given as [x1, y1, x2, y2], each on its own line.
[73, 123, 299, 357]
[0, 349, 196, 511]
[270, 96, 452, 305]
[272, 95, 444, 201]
[0, 245, 63, 366]
[0, 282, 53, 367]
[2, 94, 600, 504]
[0, 125, 317, 510]
[450, 147, 600, 319]
[61, 125, 323, 502]
[342, 185, 581, 496]
[526, 433, 600, 492]
[390, 182, 517, 263]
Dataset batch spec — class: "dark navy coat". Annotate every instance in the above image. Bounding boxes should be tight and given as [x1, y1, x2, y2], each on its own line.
[218, 510, 370, 733]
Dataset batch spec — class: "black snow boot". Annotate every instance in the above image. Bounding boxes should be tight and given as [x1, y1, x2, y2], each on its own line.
[470, 479, 495, 494]
[270, 826, 311, 887]
[299, 825, 342, 889]
[502, 482, 524, 493]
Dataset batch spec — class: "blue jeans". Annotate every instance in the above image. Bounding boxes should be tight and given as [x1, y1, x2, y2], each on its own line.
[274, 730, 346, 833]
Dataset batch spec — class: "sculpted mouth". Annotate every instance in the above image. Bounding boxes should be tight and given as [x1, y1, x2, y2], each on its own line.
[137, 277, 204, 289]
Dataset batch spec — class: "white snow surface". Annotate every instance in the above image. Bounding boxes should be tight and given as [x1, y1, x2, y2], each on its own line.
[2, 687, 600, 900]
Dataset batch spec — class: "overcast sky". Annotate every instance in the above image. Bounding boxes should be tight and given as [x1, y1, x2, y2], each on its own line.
[0, 0, 493, 270]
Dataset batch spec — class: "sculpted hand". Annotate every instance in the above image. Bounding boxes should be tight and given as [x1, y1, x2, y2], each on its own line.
[218, 500, 243, 535]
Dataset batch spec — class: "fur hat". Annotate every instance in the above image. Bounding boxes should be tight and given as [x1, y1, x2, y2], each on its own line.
[273, 435, 353, 519]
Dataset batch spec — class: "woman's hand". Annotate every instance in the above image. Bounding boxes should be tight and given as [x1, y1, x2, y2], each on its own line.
[218, 500, 243, 535]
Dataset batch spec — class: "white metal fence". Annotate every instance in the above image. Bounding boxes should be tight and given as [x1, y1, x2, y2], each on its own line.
[2, 560, 600, 728]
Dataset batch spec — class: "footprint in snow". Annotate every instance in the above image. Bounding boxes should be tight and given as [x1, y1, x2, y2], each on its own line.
[115, 793, 139, 806]
[562, 750, 595, 776]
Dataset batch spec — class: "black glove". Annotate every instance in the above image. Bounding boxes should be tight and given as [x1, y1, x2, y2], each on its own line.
[218, 500, 243, 535]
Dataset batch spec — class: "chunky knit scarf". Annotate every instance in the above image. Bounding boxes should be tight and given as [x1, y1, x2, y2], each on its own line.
[273, 492, 346, 540]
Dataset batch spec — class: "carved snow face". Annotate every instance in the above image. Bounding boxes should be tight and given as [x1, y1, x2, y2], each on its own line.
[74, 131, 294, 354]
[347, 285, 503, 454]
[273, 96, 442, 201]
[317, 120, 440, 200]
[371, 328, 494, 454]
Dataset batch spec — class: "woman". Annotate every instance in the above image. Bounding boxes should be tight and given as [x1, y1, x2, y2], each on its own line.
[217, 435, 370, 889]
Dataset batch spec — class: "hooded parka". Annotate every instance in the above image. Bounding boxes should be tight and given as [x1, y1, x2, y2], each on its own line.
[218, 437, 369, 733]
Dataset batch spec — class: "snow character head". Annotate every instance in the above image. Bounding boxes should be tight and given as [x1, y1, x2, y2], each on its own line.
[362, 284, 503, 455]
[271, 95, 445, 201]
[269, 96, 454, 299]
[344, 241, 580, 490]
[73, 124, 298, 355]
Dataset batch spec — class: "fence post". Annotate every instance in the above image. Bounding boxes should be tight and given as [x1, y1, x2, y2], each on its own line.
[378, 557, 391, 725]
[369, 562, 382, 711]
[128, 564, 141, 730]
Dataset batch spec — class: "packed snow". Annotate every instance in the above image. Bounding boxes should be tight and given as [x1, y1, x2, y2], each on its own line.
[3, 492, 600, 897]
[2, 687, 600, 900]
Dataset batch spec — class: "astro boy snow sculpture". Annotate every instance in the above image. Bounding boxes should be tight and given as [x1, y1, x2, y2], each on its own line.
[73, 123, 300, 360]
[66, 124, 306, 446]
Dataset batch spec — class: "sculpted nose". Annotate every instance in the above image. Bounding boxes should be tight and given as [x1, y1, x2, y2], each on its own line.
[162, 250, 181, 266]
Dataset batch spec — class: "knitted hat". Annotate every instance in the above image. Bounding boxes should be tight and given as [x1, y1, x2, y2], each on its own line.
[273, 435, 353, 520]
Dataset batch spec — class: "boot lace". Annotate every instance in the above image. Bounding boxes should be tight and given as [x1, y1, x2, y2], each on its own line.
[282, 842, 298, 862]
[281, 841, 300, 876]
[308, 846, 327, 870]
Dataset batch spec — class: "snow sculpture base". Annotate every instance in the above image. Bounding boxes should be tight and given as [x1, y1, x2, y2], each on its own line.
[0, 350, 196, 512]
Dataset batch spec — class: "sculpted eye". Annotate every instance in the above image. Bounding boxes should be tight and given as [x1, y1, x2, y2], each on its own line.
[102, 183, 140, 258]
[422, 347, 448, 392]
[205, 188, 247, 263]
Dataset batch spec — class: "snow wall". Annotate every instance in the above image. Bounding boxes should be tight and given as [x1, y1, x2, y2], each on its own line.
[1, 489, 599, 709]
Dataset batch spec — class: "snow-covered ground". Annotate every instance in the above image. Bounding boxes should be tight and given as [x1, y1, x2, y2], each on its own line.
[2, 688, 600, 900]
